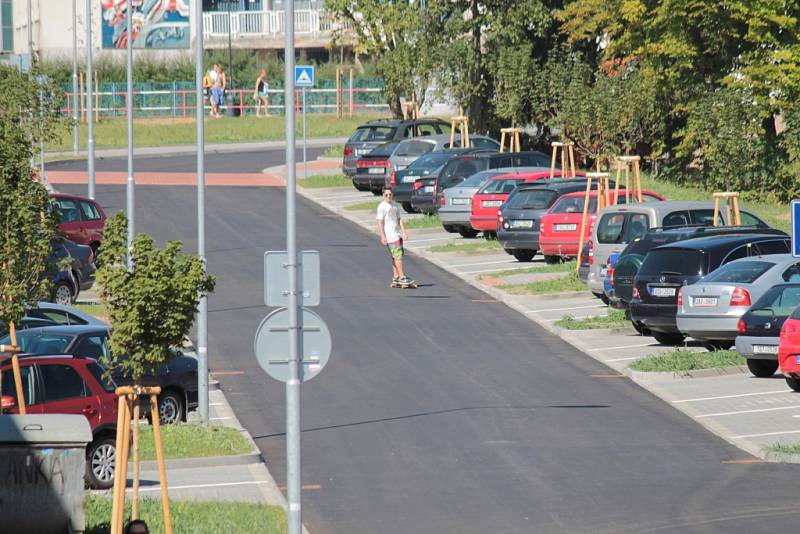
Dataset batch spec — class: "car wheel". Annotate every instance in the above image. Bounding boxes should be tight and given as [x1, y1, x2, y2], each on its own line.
[52, 281, 75, 306]
[592, 292, 610, 305]
[158, 389, 185, 425]
[483, 231, 497, 240]
[786, 376, 800, 392]
[652, 331, 685, 346]
[703, 341, 734, 351]
[401, 202, 417, 214]
[512, 250, 535, 262]
[747, 359, 778, 378]
[442, 224, 458, 233]
[86, 436, 116, 489]
[352, 181, 369, 192]
[544, 255, 561, 265]
[458, 228, 478, 238]
[630, 320, 651, 336]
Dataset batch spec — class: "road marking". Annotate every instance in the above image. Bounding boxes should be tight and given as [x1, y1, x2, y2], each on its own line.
[542, 314, 595, 322]
[604, 356, 643, 362]
[408, 236, 455, 243]
[731, 429, 800, 439]
[696, 405, 800, 418]
[461, 266, 530, 275]
[209, 402, 223, 406]
[135, 480, 270, 492]
[528, 304, 606, 313]
[721, 459, 763, 464]
[278, 484, 321, 491]
[210, 416, 233, 421]
[672, 390, 789, 404]
[451, 259, 518, 268]
[210, 370, 245, 376]
[589, 343, 652, 352]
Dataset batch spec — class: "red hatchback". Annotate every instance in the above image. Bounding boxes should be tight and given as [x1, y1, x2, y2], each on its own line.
[50, 193, 107, 252]
[539, 190, 665, 262]
[470, 171, 567, 236]
[0, 353, 118, 488]
[778, 310, 800, 392]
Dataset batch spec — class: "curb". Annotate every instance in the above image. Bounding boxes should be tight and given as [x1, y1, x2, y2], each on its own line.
[627, 365, 749, 382]
[132, 452, 263, 471]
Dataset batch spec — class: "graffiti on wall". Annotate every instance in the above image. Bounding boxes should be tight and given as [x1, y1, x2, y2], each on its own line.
[101, 0, 191, 49]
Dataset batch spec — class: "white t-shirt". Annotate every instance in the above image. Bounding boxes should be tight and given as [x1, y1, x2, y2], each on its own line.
[376, 200, 402, 243]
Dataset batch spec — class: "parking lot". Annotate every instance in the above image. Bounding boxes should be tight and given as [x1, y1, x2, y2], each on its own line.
[299, 181, 800, 462]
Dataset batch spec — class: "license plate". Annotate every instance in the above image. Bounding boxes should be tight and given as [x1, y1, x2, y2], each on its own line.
[355, 149, 368, 157]
[403, 175, 419, 183]
[753, 344, 778, 355]
[692, 297, 718, 307]
[451, 198, 469, 205]
[650, 286, 676, 297]
[368, 167, 385, 174]
[483, 200, 502, 208]
[554, 223, 577, 231]
[423, 186, 434, 192]
[600, 267, 608, 277]
[510, 220, 533, 228]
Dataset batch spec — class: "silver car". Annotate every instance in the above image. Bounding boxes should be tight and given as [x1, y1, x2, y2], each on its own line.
[389, 135, 500, 173]
[677, 254, 800, 349]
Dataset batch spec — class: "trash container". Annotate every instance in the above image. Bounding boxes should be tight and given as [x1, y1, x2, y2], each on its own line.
[226, 94, 241, 117]
[0, 414, 92, 534]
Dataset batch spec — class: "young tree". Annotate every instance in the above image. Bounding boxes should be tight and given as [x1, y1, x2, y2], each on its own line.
[96, 213, 216, 383]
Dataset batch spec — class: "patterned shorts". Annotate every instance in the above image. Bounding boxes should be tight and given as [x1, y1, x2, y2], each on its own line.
[386, 239, 404, 259]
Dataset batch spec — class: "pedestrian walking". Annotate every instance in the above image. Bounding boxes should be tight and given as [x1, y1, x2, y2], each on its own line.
[376, 188, 414, 287]
[253, 68, 271, 117]
[210, 63, 226, 118]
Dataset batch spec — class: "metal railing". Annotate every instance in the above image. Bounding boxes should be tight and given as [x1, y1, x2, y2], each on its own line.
[202, 9, 351, 39]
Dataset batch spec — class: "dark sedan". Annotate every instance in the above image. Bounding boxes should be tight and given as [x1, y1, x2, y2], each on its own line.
[392, 152, 453, 213]
[0, 324, 198, 425]
[48, 237, 96, 305]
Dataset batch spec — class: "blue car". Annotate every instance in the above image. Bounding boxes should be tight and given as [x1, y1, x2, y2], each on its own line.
[603, 252, 620, 307]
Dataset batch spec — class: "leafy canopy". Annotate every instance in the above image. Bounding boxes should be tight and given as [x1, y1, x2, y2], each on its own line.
[96, 213, 216, 382]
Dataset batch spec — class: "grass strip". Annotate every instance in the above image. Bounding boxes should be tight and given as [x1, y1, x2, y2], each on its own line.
[766, 443, 800, 454]
[322, 145, 344, 157]
[405, 214, 442, 229]
[498, 272, 586, 295]
[429, 240, 502, 253]
[137, 423, 253, 461]
[48, 114, 386, 152]
[629, 348, 744, 372]
[556, 307, 628, 329]
[73, 302, 108, 319]
[85, 493, 286, 534]
[344, 200, 381, 211]
[478, 261, 576, 279]
[299, 174, 351, 188]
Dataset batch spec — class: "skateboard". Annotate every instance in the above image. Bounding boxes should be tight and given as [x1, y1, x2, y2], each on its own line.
[390, 279, 418, 289]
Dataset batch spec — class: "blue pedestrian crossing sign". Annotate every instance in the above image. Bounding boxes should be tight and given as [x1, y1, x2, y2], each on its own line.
[792, 200, 800, 257]
[295, 65, 315, 88]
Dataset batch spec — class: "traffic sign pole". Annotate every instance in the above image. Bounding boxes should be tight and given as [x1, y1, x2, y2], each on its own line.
[303, 88, 307, 179]
[284, 2, 302, 533]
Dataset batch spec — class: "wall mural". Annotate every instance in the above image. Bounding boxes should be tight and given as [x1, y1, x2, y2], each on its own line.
[101, 0, 191, 49]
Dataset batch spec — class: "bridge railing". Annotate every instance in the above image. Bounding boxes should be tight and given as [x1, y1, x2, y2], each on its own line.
[202, 9, 352, 39]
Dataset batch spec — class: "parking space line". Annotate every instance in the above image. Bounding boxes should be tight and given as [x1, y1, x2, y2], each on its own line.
[461, 266, 528, 275]
[589, 343, 652, 352]
[732, 429, 800, 439]
[672, 390, 790, 404]
[604, 356, 643, 362]
[409, 236, 455, 243]
[135, 480, 270, 492]
[451, 259, 518, 268]
[542, 315, 594, 322]
[210, 416, 233, 421]
[696, 405, 800, 418]
[528, 304, 606, 313]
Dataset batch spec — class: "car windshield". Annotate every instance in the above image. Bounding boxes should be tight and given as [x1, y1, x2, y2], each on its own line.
[439, 158, 488, 183]
[396, 140, 436, 157]
[367, 141, 401, 157]
[87, 362, 116, 393]
[505, 189, 558, 209]
[702, 260, 774, 284]
[550, 196, 596, 214]
[480, 178, 525, 195]
[461, 173, 496, 188]
[410, 153, 451, 170]
[751, 285, 800, 317]
[0, 332, 74, 354]
[349, 126, 396, 143]
[639, 248, 707, 277]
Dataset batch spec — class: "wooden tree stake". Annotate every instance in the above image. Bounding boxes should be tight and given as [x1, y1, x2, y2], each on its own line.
[575, 172, 610, 270]
[550, 142, 577, 179]
[131, 401, 141, 520]
[499, 127, 521, 153]
[449, 108, 470, 148]
[4, 322, 27, 414]
[614, 155, 642, 204]
[712, 192, 741, 226]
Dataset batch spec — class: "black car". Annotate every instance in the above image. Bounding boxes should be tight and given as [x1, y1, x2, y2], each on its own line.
[48, 237, 96, 305]
[0, 324, 198, 424]
[410, 148, 499, 214]
[343, 118, 450, 176]
[352, 140, 402, 194]
[630, 233, 791, 345]
[613, 226, 786, 309]
[392, 152, 455, 213]
[496, 178, 608, 262]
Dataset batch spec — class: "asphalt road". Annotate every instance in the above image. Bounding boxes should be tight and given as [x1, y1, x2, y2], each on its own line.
[56, 149, 800, 534]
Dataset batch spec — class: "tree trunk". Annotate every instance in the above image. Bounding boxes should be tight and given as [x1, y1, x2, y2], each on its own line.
[467, 0, 492, 134]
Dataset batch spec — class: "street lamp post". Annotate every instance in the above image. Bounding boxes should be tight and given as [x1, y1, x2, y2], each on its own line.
[126, 0, 135, 266]
[196, 0, 209, 426]
[72, 0, 79, 156]
[86, 0, 95, 199]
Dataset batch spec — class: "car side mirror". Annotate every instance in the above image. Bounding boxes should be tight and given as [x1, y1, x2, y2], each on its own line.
[1, 395, 16, 409]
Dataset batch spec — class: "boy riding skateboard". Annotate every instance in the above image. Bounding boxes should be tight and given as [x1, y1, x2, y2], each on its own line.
[376, 188, 415, 287]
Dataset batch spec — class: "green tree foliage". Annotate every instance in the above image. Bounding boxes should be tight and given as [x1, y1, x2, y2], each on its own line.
[96, 213, 216, 383]
[0, 66, 65, 327]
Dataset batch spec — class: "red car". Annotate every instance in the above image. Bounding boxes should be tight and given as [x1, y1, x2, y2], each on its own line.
[539, 190, 665, 262]
[778, 311, 800, 392]
[469, 171, 569, 236]
[0, 353, 118, 488]
[50, 193, 107, 252]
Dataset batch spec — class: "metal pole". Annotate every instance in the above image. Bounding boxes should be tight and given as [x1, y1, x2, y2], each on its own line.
[303, 88, 307, 179]
[86, 0, 95, 199]
[126, 0, 135, 268]
[72, 0, 79, 156]
[284, 2, 301, 533]
[196, 0, 209, 426]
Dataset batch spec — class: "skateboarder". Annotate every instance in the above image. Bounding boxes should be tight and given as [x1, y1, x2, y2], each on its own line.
[376, 188, 413, 286]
